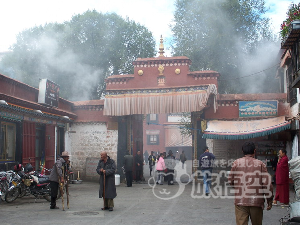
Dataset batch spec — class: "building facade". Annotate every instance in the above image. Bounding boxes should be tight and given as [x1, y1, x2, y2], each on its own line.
[0, 74, 76, 171]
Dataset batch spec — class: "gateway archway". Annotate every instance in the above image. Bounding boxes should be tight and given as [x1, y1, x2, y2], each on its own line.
[103, 38, 219, 179]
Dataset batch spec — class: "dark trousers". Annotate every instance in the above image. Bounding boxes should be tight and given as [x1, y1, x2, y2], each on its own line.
[136, 169, 142, 181]
[149, 165, 154, 176]
[167, 169, 174, 185]
[50, 181, 59, 208]
[125, 171, 133, 187]
[104, 198, 114, 208]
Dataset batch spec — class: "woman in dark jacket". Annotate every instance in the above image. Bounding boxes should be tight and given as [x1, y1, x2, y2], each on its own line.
[96, 151, 117, 211]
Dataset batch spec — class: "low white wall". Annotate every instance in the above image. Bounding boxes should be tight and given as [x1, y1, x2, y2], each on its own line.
[65, 122, 118, 180]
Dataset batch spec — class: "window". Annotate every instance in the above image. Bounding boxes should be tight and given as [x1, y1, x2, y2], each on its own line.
[0, 122, 16, 161]
[296, 40, 300, 71]
[56, 127, 65, 157]
[147, 135, 159, 145]
[146, 114, 158, 123]
[150, 114, 157, 121]
[287, 62, 298, 106]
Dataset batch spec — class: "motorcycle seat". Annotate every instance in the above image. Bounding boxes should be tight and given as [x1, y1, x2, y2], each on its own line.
[38, 177, 50, 184]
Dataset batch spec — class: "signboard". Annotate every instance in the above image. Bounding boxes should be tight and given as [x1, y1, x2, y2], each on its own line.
[38, 79, 59, 107]
[85, 157, 100, 178]
[239, 101, 278, 117]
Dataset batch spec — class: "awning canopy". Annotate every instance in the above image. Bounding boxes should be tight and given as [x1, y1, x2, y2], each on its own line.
[104, 84, 217, 116]
[202, 116, 291, 140]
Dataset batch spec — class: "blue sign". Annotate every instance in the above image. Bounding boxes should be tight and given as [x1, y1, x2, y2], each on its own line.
[239, 101, 278, 117]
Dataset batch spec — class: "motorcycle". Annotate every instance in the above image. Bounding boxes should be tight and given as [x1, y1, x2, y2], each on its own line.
[4, 170, 22, 203]
[0, 171, 8, 202]
[5, 164, 54, 203]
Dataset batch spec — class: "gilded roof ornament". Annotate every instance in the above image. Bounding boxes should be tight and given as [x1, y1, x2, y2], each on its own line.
[158, 64, 164, 75]
[138, 70, 143, 76]
[158, 35, 165, 57]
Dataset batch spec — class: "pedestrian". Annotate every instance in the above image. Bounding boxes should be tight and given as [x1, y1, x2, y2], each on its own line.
[199, 146, 215, 196]
[148, 151, 156, 176]
[165, 150, 176, 185]
[156, 153, 166, 185]
[175, 150, 180, 162]
[135, 150, 143, 182]
[49, 151, 70, 209]
[180, 150, 187, 169]
[123, 151, 134, 187]
[144, 151, 149, 165]
[273, 149, 289, 206]
[96, 151, 117, 211]
[229, 141, 273, 225]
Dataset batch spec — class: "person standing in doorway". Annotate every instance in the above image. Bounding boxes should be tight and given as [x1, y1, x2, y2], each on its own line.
[273, 149, 289, 206]
[229, 142, 273, 225]
[135, 150, 143, 182]
[180, 150, 187, 169]
[96, 151, 117, 211]
[123, 152, 134, 187]
[148, 151, 156, 176]
[49, 151, 70, 209]
[199, 146, 215, 196]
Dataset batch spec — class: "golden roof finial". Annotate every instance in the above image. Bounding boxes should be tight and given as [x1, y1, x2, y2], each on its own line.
[158, 35, 165, 57]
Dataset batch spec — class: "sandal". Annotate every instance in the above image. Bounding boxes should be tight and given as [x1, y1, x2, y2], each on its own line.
[101, 207, 109, 210]
[272, 201, 277, 206]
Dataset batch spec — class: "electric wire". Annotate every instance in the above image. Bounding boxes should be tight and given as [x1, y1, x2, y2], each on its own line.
[218, 63, 280, 81]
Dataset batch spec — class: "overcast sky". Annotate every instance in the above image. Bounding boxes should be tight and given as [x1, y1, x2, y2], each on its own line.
[0, 0, 294, 53]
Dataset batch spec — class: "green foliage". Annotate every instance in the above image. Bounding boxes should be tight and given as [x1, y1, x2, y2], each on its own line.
[281, 3, 300, 40]
[179, 112, 192, 137]
[0, 10, 156, 100]
[171, 0, 275, 94]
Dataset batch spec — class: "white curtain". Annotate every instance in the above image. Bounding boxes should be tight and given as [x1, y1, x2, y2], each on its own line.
[104, 84, 217, 116]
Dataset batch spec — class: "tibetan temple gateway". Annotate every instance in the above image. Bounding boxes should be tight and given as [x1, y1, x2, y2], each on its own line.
[0, 37, 295, 181]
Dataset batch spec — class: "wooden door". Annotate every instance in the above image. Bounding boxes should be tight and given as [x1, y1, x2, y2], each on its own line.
[22, 122, 36, 166]
[45, 125, 55, 169]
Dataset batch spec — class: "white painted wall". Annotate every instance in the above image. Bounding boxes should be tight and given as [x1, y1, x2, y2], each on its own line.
[65, 122, 118, 179]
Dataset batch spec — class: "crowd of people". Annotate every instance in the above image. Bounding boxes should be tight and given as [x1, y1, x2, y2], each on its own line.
[49, 142, 291, 223]
[122, 149, 187, 186]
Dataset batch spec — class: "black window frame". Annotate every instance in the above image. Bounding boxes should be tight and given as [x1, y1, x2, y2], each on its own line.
[147, 134, 159, 145]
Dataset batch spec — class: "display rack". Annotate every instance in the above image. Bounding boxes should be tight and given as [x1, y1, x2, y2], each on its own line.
[255, 141, 284, 167]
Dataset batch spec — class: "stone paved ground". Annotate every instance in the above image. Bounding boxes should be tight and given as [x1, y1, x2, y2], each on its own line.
[0, 161, 295, 225]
